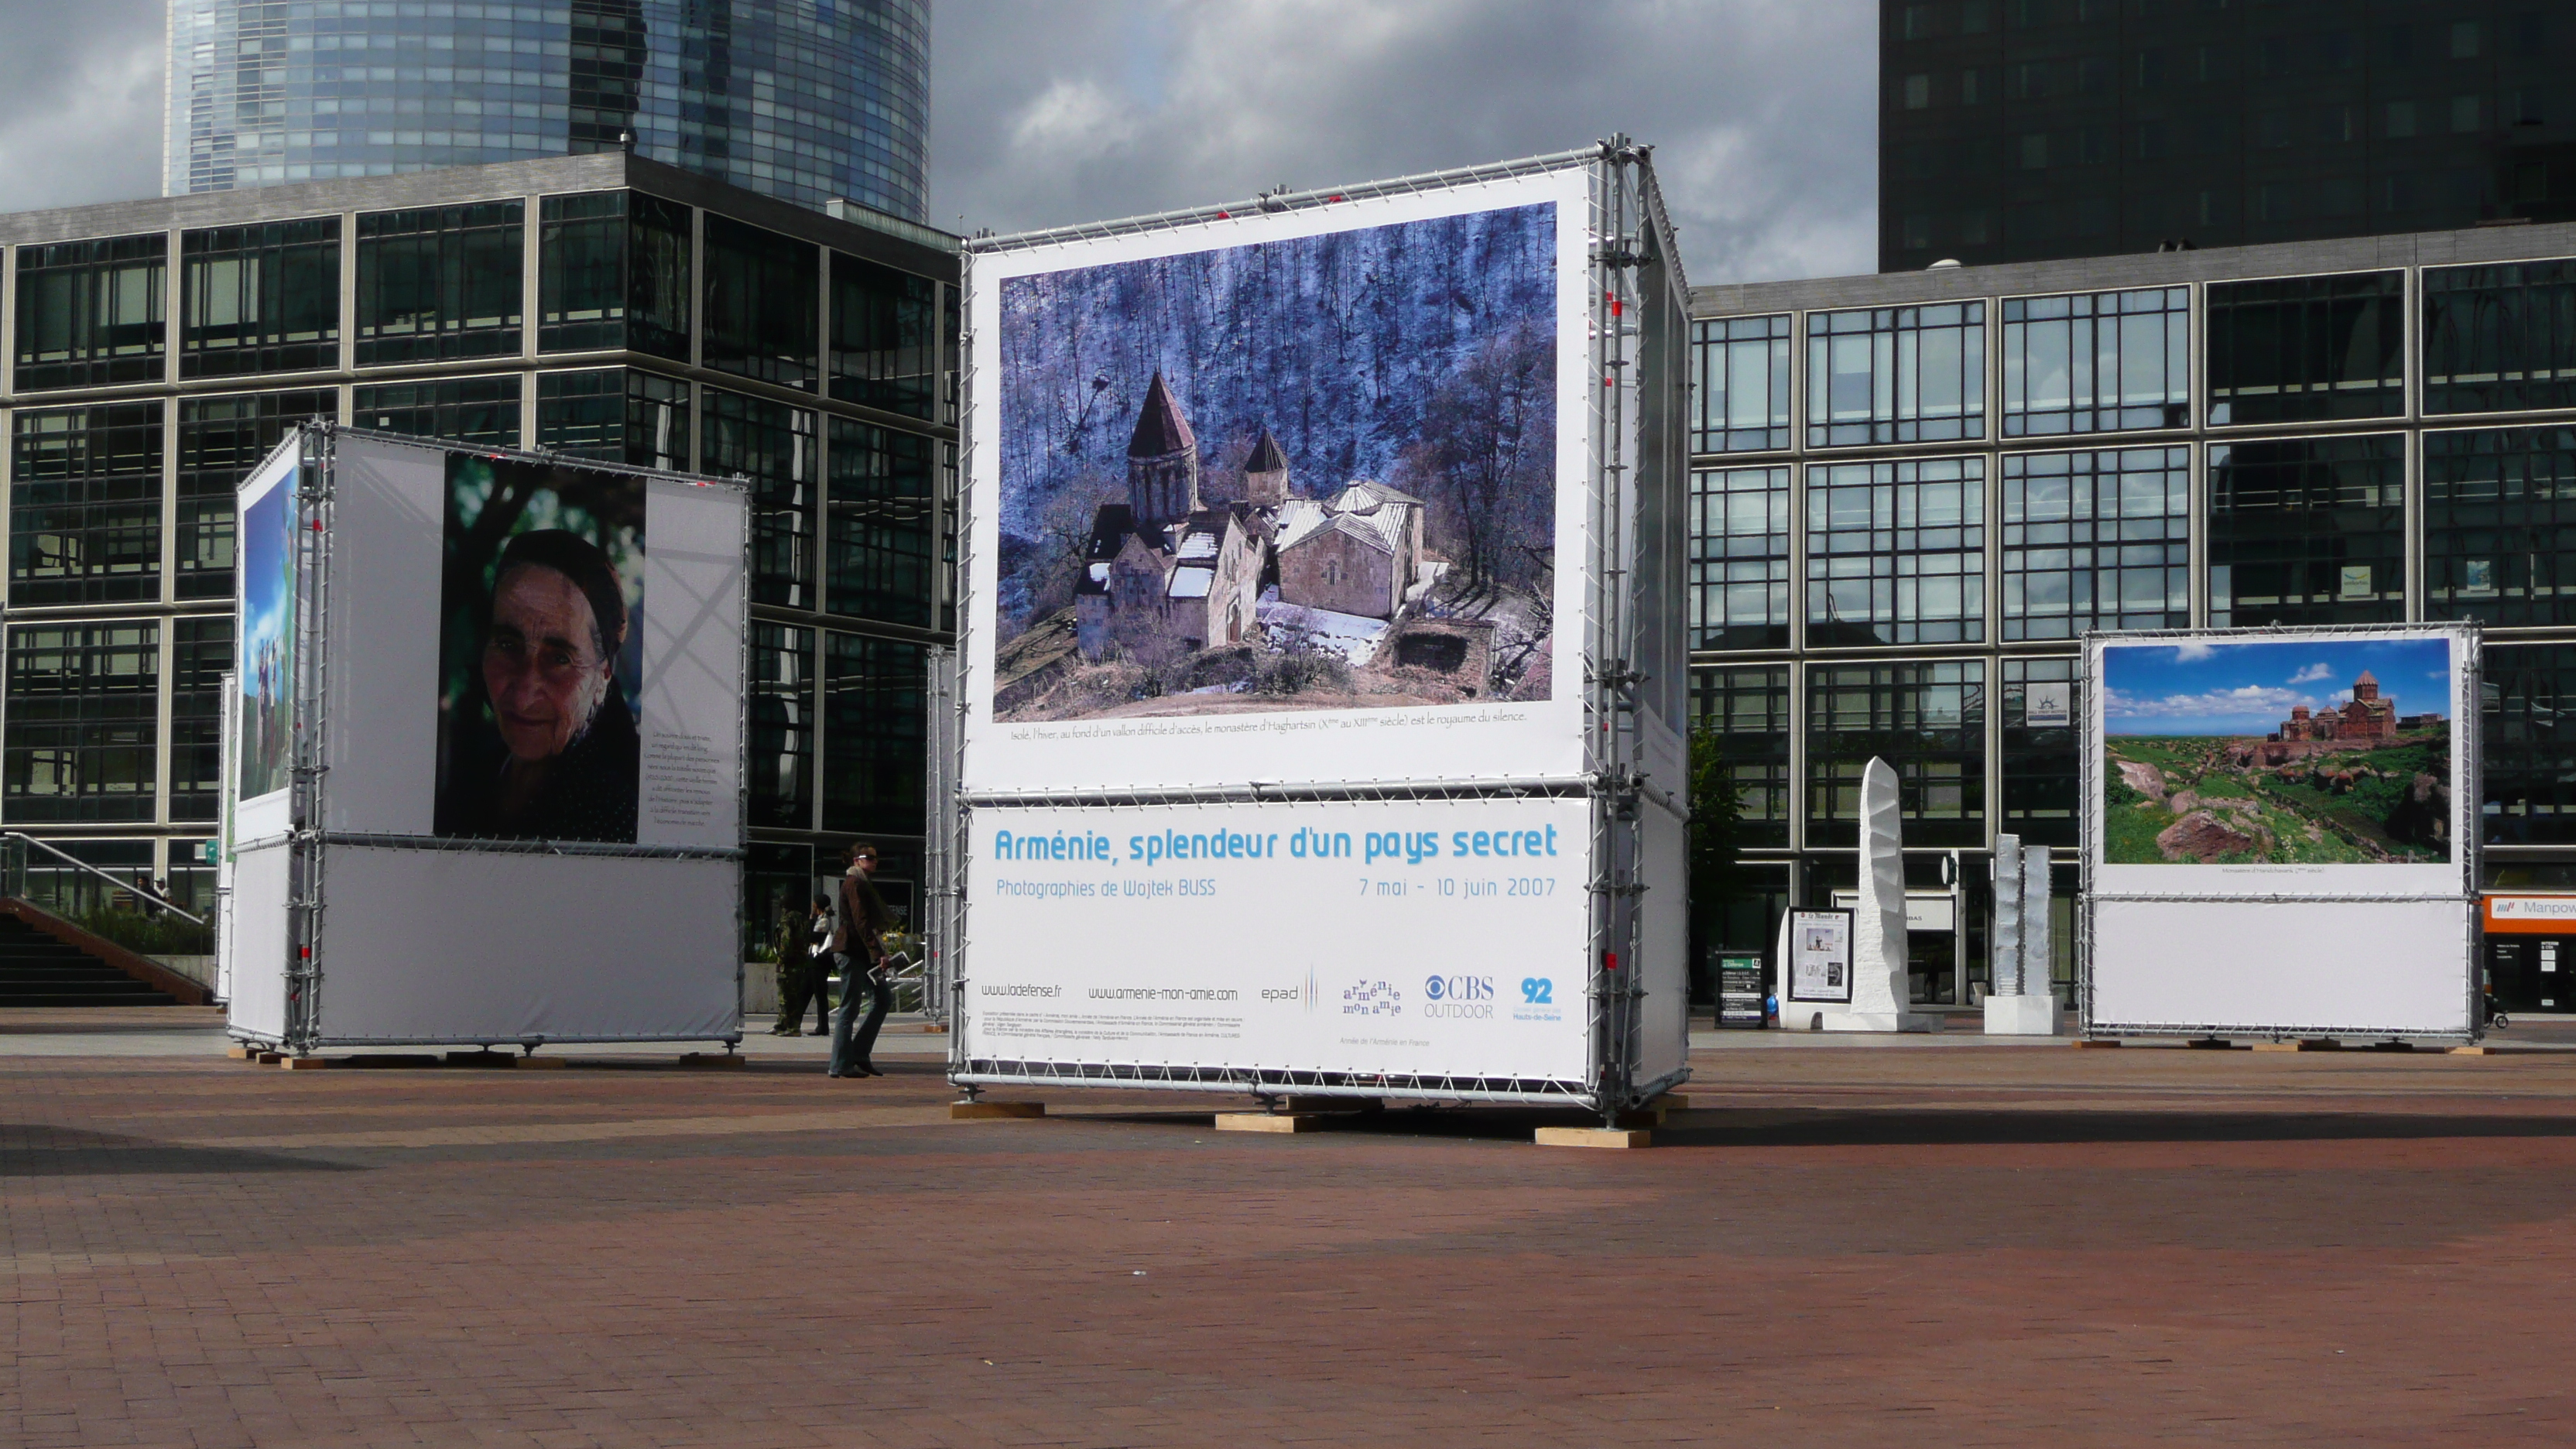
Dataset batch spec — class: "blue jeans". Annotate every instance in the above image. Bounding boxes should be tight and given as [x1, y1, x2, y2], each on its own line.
[828, 953, 891, 1075]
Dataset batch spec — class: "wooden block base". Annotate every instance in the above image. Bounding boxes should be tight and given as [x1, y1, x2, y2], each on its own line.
[226, 1044, 259, 1060]
[2071, 1039, 2122, 1049]
[2187, 1038, 2236, 1050]
[2451, 1045, 2496, 1055]
[674, 1053, 742, 1068]
[2254, 1040, 2341, 1053]
[516, 1056, 570, 1070]
[1535, 1126, 1651, 1149]
[1215, 1112, 1324, 1133]
[279, 1055, 331, 1070]
[950, 1101, 1045, 1119]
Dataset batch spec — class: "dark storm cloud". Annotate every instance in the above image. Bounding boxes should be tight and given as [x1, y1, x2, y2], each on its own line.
[0, 0, 166, 211]
[930, 0, 1878, 286]
[0, 1, 1877, 286]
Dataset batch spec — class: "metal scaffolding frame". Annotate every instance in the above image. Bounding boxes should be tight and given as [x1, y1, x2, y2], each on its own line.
[928, 140, 1694, 1122]
[231, 424, 756, 1054]
[2076, 620, 2485, 1042]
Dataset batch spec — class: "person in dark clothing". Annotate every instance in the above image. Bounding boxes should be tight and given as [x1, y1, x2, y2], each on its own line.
[772, 895, 836, 1034]
[769, 904, 806, 1034]
[802, 894, 835, 1036]
[435, 529, 640, 843]
[827, 842, 896, 1077]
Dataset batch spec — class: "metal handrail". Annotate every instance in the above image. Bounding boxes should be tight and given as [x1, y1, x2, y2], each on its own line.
[1, 832, 207, 927]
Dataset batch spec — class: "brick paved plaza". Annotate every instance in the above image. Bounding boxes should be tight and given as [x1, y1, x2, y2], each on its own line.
[8, 1010, 2576, 1447]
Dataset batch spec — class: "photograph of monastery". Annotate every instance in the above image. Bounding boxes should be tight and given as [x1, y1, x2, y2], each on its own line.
[2100, 637, 2454, 865]
[987, 201, 1558, 722]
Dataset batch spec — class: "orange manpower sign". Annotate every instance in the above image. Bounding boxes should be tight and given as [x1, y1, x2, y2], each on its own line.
[2484, 896, 2576, 934]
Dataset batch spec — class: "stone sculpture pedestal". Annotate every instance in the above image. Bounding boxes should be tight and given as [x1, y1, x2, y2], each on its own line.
[1982, 993, 2057, 1035]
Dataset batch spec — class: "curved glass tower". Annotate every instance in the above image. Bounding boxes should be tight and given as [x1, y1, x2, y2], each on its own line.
[165, 1, 930, 221]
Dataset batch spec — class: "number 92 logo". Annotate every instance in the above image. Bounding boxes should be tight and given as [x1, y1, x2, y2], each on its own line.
[1519, 978, 1553, 1005]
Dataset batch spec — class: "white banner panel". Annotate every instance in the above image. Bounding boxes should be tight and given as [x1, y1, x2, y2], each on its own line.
[961, 164, 1593, 794]
[1634, 803, 1689, 1084]
[961, 796, 1592, 1082]
[2089, 897, 2473, 1036]
[310, 848, 738, 1043]
[323, 433, 444, 834]
[2088, 627, 2473, 899]
[226, 843, 293, 1041]
[635, 475, 748, 848]
[318, 433, 746, 848]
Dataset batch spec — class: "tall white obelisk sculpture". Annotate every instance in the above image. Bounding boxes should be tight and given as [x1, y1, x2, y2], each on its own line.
[1826, 756, 1921, 1031]
[1984, 838, 2058, 1035]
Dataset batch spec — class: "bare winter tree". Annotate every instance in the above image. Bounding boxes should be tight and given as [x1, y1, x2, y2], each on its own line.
[1418, 320, 1553, 593]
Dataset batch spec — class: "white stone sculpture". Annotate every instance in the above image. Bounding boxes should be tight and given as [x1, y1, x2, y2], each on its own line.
[1823, 756, 1923, 1031]
[1985, 840, 2059, 1036]
[1988, 832, 2024, 997]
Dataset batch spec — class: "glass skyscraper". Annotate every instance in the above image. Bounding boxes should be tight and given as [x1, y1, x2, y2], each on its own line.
[165, 1, 930, 221]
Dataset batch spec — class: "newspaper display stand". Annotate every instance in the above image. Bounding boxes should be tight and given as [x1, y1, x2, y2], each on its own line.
[933, 142, 1693, 1123]
[2079, 623, 2482, 1043]
[221, 425, 752, 1054]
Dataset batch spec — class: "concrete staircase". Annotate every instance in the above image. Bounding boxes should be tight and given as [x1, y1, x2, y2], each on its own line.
[0, 913, 180, 1006]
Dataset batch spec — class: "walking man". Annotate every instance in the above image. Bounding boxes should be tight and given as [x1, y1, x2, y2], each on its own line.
[827, 842, 895, 1077]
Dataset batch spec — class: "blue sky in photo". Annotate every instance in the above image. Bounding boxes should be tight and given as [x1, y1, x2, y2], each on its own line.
[2102, 637, 2451, 736]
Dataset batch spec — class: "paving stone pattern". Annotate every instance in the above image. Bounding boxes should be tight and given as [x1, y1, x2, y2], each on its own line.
[7, 1011, 2576, 1445]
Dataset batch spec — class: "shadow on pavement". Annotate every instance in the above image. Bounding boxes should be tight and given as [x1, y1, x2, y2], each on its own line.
[0, 1125, 365, 1177]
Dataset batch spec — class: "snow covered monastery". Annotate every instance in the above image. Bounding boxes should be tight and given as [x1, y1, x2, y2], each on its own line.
[1074, 374, 1434, 663]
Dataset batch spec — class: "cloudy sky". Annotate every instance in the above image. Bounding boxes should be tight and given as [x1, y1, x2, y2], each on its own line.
[2102, 639, 2454, 737]
[0, 0, 1876, 288]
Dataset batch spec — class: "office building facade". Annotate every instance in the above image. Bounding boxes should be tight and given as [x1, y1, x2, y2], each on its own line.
[1691, 218, 2576, 1012]
[0, 152, 956, 945]
[1882, 0, 2575, 270]
[166, 0, 932, 221]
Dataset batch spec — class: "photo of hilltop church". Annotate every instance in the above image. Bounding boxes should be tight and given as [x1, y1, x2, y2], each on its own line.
[1069, 373, 1446, 668]
[988, 200, 1558, 723]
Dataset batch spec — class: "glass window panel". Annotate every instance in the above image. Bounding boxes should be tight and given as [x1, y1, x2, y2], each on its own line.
[3, 621, 159, 824]
[14, 235, 168, 392]
[535, 368, 691, 472]
[351, 376, 521, 448]
[2001, 288, 2189, 436]
[2425, 426, 2576, 627]
[536, 190, 691, 361]
[2001, 447, 2190, 640]
[703, 214, 818, 391]
[1806, 659, 1985, 848]
[825, 417, 933, 625]
[354, 202, 525, 366]
[829, 251, 937, 417]
[1806, 456, 1985, 645]
[702, 386, 817, 608]
[176, 391, 334, 603]
[10, 404, 163, 606]
[2485, 643, 2576, 844]
[2424, 259, 2576, 415]
[181, 219, 340, 377]
[1690, 313, 1791, 452]
[2207, 433, 2405, 626]
[170, 616, 232, 823]
[1691, 666, 1790, 848]
[1690, 466, 1790, 648]
[2002, 655, 2079, 847]
[750, 623, 814, 830]
[1806, 303, 1985, 447]
[2205, 272, 2403, 424]
[820, 631, 924, 836]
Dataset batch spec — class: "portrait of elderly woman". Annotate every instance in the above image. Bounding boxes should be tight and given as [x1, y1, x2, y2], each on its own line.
[435, 455, 646, 844]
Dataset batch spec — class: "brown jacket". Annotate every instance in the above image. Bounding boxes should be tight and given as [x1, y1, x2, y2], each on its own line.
[831, 869, 892, 963]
